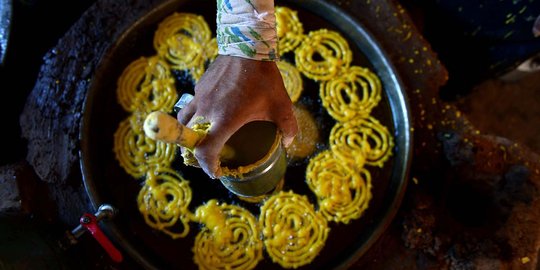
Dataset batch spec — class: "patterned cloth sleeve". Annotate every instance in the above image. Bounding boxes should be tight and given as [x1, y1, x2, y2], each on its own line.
[217, 0, 279, 61]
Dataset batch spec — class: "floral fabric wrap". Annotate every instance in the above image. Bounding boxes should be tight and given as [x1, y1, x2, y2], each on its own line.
[217, 0, 279, 61]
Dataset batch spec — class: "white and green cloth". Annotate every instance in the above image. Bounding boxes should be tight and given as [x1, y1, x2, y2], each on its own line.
[217, 0, 278, 61]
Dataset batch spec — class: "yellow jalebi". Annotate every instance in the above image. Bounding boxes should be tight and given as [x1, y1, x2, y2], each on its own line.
[137, 167, 193, 239]
[330, 116, 394, 167]
[113, 114, 177, 179]
[204, 37, 219, 63]
[116, 56, 177, 113]
[154, 13, 214, 82]
[295, 29, 352, 81]
[320, 65, 382, 121]
[275, 6, 304, 54]
[306, 150, 372, 223]
[193, 200, 263, 270]
[277, 60, 303, 103]
[259, 191, 329, 268]
[158, 34, 205, 72]
[153, 12, 212, 51]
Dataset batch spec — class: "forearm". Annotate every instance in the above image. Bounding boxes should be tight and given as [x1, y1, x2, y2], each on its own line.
[216, 0, 278, 61]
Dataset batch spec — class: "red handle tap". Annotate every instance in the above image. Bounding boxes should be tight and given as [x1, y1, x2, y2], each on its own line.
[78, 208, 123, 263]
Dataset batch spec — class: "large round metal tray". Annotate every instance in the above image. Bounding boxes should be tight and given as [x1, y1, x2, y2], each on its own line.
[80, 0, 412, 269]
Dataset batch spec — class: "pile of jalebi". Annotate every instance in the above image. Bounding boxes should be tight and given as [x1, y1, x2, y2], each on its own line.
[111, 6, 394, 269]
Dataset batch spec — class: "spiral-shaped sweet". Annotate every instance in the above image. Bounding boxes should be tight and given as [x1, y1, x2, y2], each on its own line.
[306, 150, 372, 223]
[116, 57, 147, 112]
[330, 117, 394, 167]
[328, 120, 369, 168]
[113, 114, 177, 179]
[136, 77, 178, 113]
[275, 6, 304, 54]
[153, 12, 211, 51]
[259, 191, 329, 268]
[137, 167, 193, 239]
[116, 56, 174, 112]
[320, 65, 382, 121]
[277, 60, 303, 103]
[158, 34, 205, 71]
[295, 29, 352, 81]
[193, 200, 263, 270]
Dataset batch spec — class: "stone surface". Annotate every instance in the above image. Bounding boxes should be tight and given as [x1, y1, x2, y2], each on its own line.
[19, 0, 164, 184]
[18, 0, 165, 227]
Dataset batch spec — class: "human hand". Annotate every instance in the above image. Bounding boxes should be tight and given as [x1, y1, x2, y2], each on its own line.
[177, 55, 298, 178]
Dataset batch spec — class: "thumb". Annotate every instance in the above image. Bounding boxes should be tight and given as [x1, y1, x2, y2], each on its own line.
[194, 140, 223, 179]
[192, 120, 235, 179]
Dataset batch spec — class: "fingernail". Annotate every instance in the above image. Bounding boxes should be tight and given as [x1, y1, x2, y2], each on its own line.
[282, 135, 295, 148]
